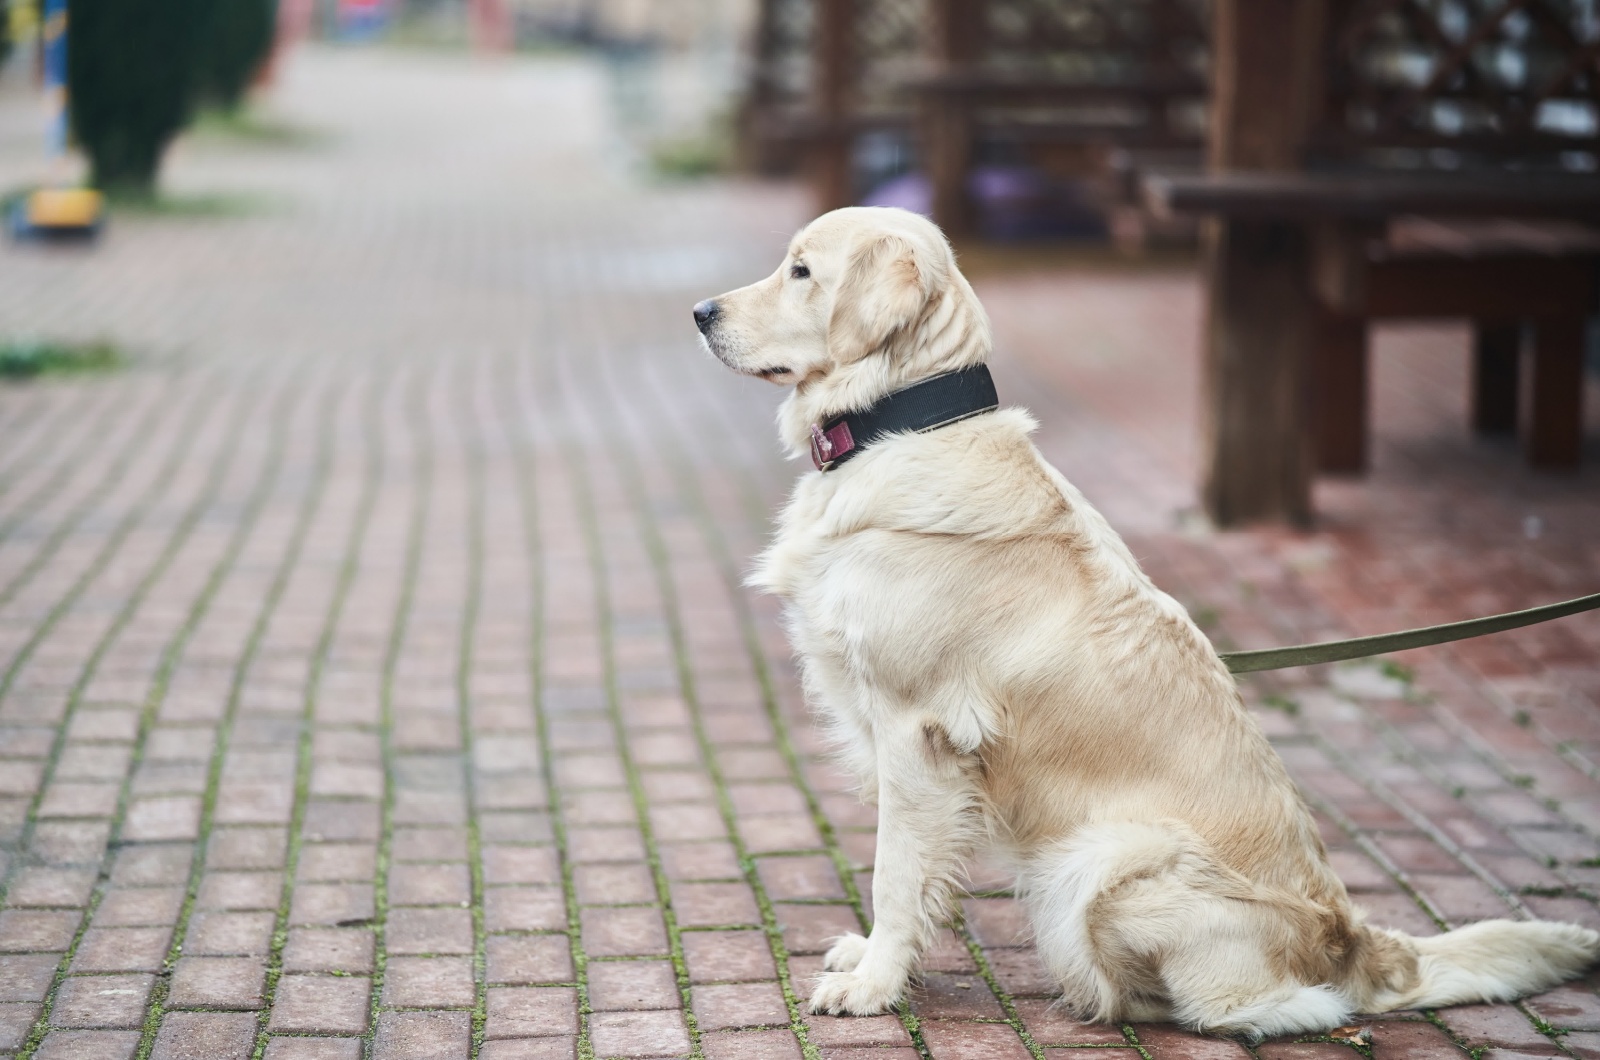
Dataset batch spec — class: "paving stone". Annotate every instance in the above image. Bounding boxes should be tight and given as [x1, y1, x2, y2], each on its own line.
[671, 882, 761, 928]
[93, 887, 185, 927]
[282, 928, 376, 974]
[268, 974, 372, 1034]
[911, 971, 1005, 1020]
[151, 1010, 258, 1060]
[197, 871, 283, 911]
[920, 1020, 1034, 1060]
[0, 952, 62, 1002]
[207, 828, 288, 870]
[587, 960, 679, 1011]
[0, 1000, 39, 1050]
[297, 842, 378, 882]
[1367, 1020, 1467, 1059]
[479, 1039, 578, 1060]
[692, 980, 789, 1030]
[682, 929, 776, 983]
[1011, 998, 1127, 1044]
[263, 1039, 364, 1060]
[34, 1029, 141, 1060]
[7, 867, 96, 907]
[589, 1009, 691, 1058]
[579, 907, 669, 957]
[485, 933, 573, 984]
[1526, 982, 1600, 1030]
[757, 855, 846, 900]
[484, 887, 568, 933]
[167, 956, 268, 1010]
[804, 1013, 915, 1049]
[124, 797, 202, 842]
[701, 1028, 804, 1060]
[109, 844, 194, 886]
[1134, 1026, 1255, 1059]
[1438, 1003, 1556, 1048]
[382, 956, 476, 1009]
[71, 927, 173, 973]
[52, 973, 156, 1028]
[484, 846, 562, 886]
[185, 911, 277, 956]
[388, 862, 471, 906]
[573, 862, 655, 905]
[0, 909, 80, 952]
[386, 907, 474, 955]
[484, 986, 580, 1039]
[659, 841, 743, 881]
[375, 1010, 471, 1059]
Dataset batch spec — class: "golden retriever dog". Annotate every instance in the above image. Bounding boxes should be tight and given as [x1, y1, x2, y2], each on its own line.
[692, 206, 1598, 1038]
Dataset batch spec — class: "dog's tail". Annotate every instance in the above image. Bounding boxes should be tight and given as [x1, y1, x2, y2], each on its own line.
[1350, 917, 1600, 1013]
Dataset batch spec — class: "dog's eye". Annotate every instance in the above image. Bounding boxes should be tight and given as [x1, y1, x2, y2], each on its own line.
[789, 263, 810, 280]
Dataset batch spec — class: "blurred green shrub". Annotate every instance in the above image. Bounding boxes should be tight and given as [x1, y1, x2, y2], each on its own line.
[196, 0, 277, 111]
[68, 0, 206, 195]
[0, 339, 121, 379]
[1, 0, 12, 67]
[649, 126, 734, 180]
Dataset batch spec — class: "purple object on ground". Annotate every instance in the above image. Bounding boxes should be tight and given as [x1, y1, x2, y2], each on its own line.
[859, 166, 1107, 242]
[860, 173, 934, 217]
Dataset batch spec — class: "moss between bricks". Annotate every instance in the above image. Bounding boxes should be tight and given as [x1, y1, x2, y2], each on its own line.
[454, 357, 491, 1055]
[8, 363, 280, 1058]
[498, 343, 598, 1059]
[563, 439, 707, 1059]
[134, 368, 342, 1060]
[0, 376, 175, 633]
[355, 367, 432, 1059]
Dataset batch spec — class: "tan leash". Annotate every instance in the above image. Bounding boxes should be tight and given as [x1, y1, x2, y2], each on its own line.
[1218, 592, 1600, 674]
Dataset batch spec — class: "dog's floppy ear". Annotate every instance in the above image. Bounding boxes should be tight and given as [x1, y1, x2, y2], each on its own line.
[827, 233, 931, 364]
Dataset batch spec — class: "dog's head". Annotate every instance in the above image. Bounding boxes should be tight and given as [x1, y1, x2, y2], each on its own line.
[694, 206, 991, 456]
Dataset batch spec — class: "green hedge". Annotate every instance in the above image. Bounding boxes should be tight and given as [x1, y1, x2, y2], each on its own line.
[68, 0, 206, 194]
[197, 0, 277, 111]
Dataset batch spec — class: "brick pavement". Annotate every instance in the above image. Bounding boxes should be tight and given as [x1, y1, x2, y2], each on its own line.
[0, 43, 1598, 1060]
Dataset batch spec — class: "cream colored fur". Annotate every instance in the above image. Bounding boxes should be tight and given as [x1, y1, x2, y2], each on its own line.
[696, 206, 1599, 1037]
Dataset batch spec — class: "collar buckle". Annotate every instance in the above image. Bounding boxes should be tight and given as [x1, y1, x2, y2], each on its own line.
[810, 421, 854, 470]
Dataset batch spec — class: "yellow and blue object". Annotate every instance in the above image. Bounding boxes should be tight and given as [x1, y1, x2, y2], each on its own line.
[7, 0, 105, 240]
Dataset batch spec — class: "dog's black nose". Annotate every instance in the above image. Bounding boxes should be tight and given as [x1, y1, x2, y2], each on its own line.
[693, 300, 719, 333]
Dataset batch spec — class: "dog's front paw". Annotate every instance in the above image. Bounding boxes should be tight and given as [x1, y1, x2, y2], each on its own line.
[809, 969, 905, 1016]
[822, 932, 870, 973]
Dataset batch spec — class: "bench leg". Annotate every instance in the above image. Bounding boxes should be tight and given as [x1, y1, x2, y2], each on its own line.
[1201, 219, 1315, 526]
[1311, 311, 1368, 474]
[813, 134, 853, 214]
[923, 95, 974, 239]
[1471, 321, 1520, 435]
[1522, 317, 1585, 469]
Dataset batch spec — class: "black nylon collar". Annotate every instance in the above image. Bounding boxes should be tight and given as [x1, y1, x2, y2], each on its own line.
[810, 364, 999, 472]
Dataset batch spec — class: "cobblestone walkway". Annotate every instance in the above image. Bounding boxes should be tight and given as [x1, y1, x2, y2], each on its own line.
[1, 46, 1599, 1060]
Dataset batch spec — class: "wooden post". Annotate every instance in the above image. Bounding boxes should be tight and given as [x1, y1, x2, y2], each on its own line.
[1471, 321, 1521, 434]
[1523, 317, 1584, 468]
[1311, 311, 1368, 473]
[1200, 0, 1329, 525]
[813, 0, 854, 213]
[924, 0, 984, 238]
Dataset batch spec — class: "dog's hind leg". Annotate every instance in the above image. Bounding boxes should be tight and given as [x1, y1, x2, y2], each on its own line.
[809, 711, 987, 1016]
[1026, 821, 1355, 1038]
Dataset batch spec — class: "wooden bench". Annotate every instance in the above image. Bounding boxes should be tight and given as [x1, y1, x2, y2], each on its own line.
[1129, 0, 1600, 526]
[738, 0, 1210, 227]
[1147, 171, 1600, 474]
[914, 0, 1207, 238]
